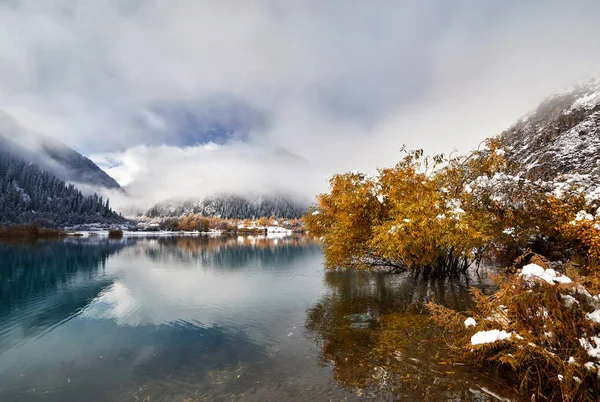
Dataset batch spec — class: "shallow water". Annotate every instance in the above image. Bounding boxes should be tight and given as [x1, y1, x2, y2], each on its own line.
[0, 235, 519, 401]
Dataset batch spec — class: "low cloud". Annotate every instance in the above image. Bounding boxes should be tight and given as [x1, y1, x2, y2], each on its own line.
[2, 1, 600, 211]
[92, 142, 316, 210]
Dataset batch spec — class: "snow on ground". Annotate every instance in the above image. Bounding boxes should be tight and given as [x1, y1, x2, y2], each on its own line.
[464, 317, 477, 328]
[520, 263, 572, 285]
[587, 310, 600, 324]
[471, 330, 513, 345]
[579, 337, 600, 359]
[561, 294, 580, 308]
[72, 229, 293, 238]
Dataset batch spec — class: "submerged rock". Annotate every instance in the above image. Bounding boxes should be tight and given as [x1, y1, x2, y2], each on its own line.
[349, 322, 371, 329]
[344, 313, 373, 323]
[345, 312, 374, 329]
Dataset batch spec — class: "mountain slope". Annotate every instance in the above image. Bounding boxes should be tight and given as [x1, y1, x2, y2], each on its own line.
[0, 111, 120, 190]
[502, 78, 600, 180]
[145, 194, 309, 220]
[0, 146, 125, 227]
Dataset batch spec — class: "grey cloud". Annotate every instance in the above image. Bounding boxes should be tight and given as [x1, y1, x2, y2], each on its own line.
[1, 0, 600, 209]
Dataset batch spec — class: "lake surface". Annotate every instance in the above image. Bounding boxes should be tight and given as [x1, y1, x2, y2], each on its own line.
[0, 235, 519, 401]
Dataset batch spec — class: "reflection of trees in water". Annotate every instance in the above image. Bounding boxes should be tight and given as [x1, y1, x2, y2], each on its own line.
[318, 270, 490, 322]
[0, 239, 129, 350]
[139, 235, 321, 270]
[306, 270, 514, 401]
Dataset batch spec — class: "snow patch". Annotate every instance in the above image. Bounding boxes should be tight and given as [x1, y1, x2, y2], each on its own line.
[464, 317, 477, 328]
[520, 263, 572, 285]
[587, 310, 600, 324]
[471, 330, 513, 345]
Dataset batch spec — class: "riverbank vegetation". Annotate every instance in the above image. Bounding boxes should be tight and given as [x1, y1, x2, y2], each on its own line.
[0, 224, 68, 238]
[143, 215, 306, 234]
[108, 229, 123, 239]
[306, 138, 600, 400]
[427, 257, 600, 401]
[306, 138, 597, 274]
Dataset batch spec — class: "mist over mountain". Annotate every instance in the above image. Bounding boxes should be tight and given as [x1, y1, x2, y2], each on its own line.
[0, 146, 125, 227]
[0, 112, 121, 191]
[3, 74, 600, 226]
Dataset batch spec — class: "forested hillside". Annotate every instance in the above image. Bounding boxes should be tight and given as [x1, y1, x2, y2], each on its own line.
[145, 194, 308, 220]
[0, 148, 125, 227]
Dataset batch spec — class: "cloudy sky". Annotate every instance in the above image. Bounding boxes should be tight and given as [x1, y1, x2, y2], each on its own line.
[1, 0, 600, 208]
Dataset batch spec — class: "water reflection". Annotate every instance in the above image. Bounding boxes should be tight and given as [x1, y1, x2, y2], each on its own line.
[306, 270, 520, 401]
[138, 235, 318, 270]
[0, 236, 520, 401]
[0, 235, 351, 402]
[0, 238, 129, 352]
[81, 235, 323, 329]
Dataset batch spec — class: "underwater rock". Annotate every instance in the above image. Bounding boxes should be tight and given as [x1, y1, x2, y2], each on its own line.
[344, 313, 373, 323]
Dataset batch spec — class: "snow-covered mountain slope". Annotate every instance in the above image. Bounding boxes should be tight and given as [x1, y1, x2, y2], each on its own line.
[0, 111, 121, 191]
[0, 145, 125, 227]
[502, 78, 600, 180]
[145, 194, 309, 219]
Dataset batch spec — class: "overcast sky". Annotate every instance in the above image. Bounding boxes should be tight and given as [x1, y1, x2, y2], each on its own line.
[2, 0, 600, 208]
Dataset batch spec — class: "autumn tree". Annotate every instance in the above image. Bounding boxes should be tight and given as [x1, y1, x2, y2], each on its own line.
[306, 138, 574, 274]
[256, 216, 271, 227]
[306, 172, 384, 269]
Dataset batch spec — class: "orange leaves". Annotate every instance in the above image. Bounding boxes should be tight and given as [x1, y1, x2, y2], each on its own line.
[177, 214, 210, 232]
[306, 172, 383, 269]
[548, 194, 600, 260]
[428, 259, 600, 401]
[307, 136, 600, 273]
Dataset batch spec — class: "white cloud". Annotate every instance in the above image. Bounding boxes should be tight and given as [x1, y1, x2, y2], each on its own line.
[2, 1, 600, 210]
[92, 141, 316, 210]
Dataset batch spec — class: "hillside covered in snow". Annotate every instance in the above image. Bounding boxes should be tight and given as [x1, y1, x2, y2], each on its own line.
[0, 147, 125, 227]
[144, 194, 308, 220]
[502, 77, 600, 181]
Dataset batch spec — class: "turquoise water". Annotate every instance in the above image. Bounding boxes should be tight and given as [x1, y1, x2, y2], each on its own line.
[0, 236, 518, 401]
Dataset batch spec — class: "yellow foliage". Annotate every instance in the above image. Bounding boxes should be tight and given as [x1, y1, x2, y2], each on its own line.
[256, 216, 271, 227]
[306, 172, 383, 269]
[176, 214, 210, 232]
[549, 194, 600, 261]
[428, 259, 600, 401]
[307, 139, 560, 273]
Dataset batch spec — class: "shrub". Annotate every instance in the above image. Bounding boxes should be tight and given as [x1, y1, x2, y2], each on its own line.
[427, 256, 600, 401]
[306, 139, 561, 273]
[177, 215, 210, 232]
[0, 224, 66, 238]
[108, 229, 123, 239]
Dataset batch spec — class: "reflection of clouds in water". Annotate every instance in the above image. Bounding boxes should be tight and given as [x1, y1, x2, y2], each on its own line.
[82, 281, 138, 324]
[82, 261, 263, 327]
[81, 238, 325, 335]
[0, 237, 340, 402]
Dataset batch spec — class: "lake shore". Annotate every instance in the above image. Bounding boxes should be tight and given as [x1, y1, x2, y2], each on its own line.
[0, 225, 71, 238]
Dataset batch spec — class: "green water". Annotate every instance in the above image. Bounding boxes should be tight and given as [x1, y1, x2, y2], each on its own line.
[0, 235, 518, 401]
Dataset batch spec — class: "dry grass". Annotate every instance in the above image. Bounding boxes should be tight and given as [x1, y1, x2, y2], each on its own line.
[0, 224, 67, 238]
[108, 229, 124, 239]
[427, 254, 600, 401]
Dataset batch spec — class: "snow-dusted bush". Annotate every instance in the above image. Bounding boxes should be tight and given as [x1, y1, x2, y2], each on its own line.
[428, 257, 600, 401]
[306, 139, 572, 273]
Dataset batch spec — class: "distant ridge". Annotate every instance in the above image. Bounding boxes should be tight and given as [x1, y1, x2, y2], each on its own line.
[145, 194, 309, 220]
[0, 146, 125, 227]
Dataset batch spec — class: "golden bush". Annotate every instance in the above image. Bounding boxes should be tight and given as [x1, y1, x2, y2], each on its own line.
[307, 139, 565, 273]
[427, 258, 600, 401]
